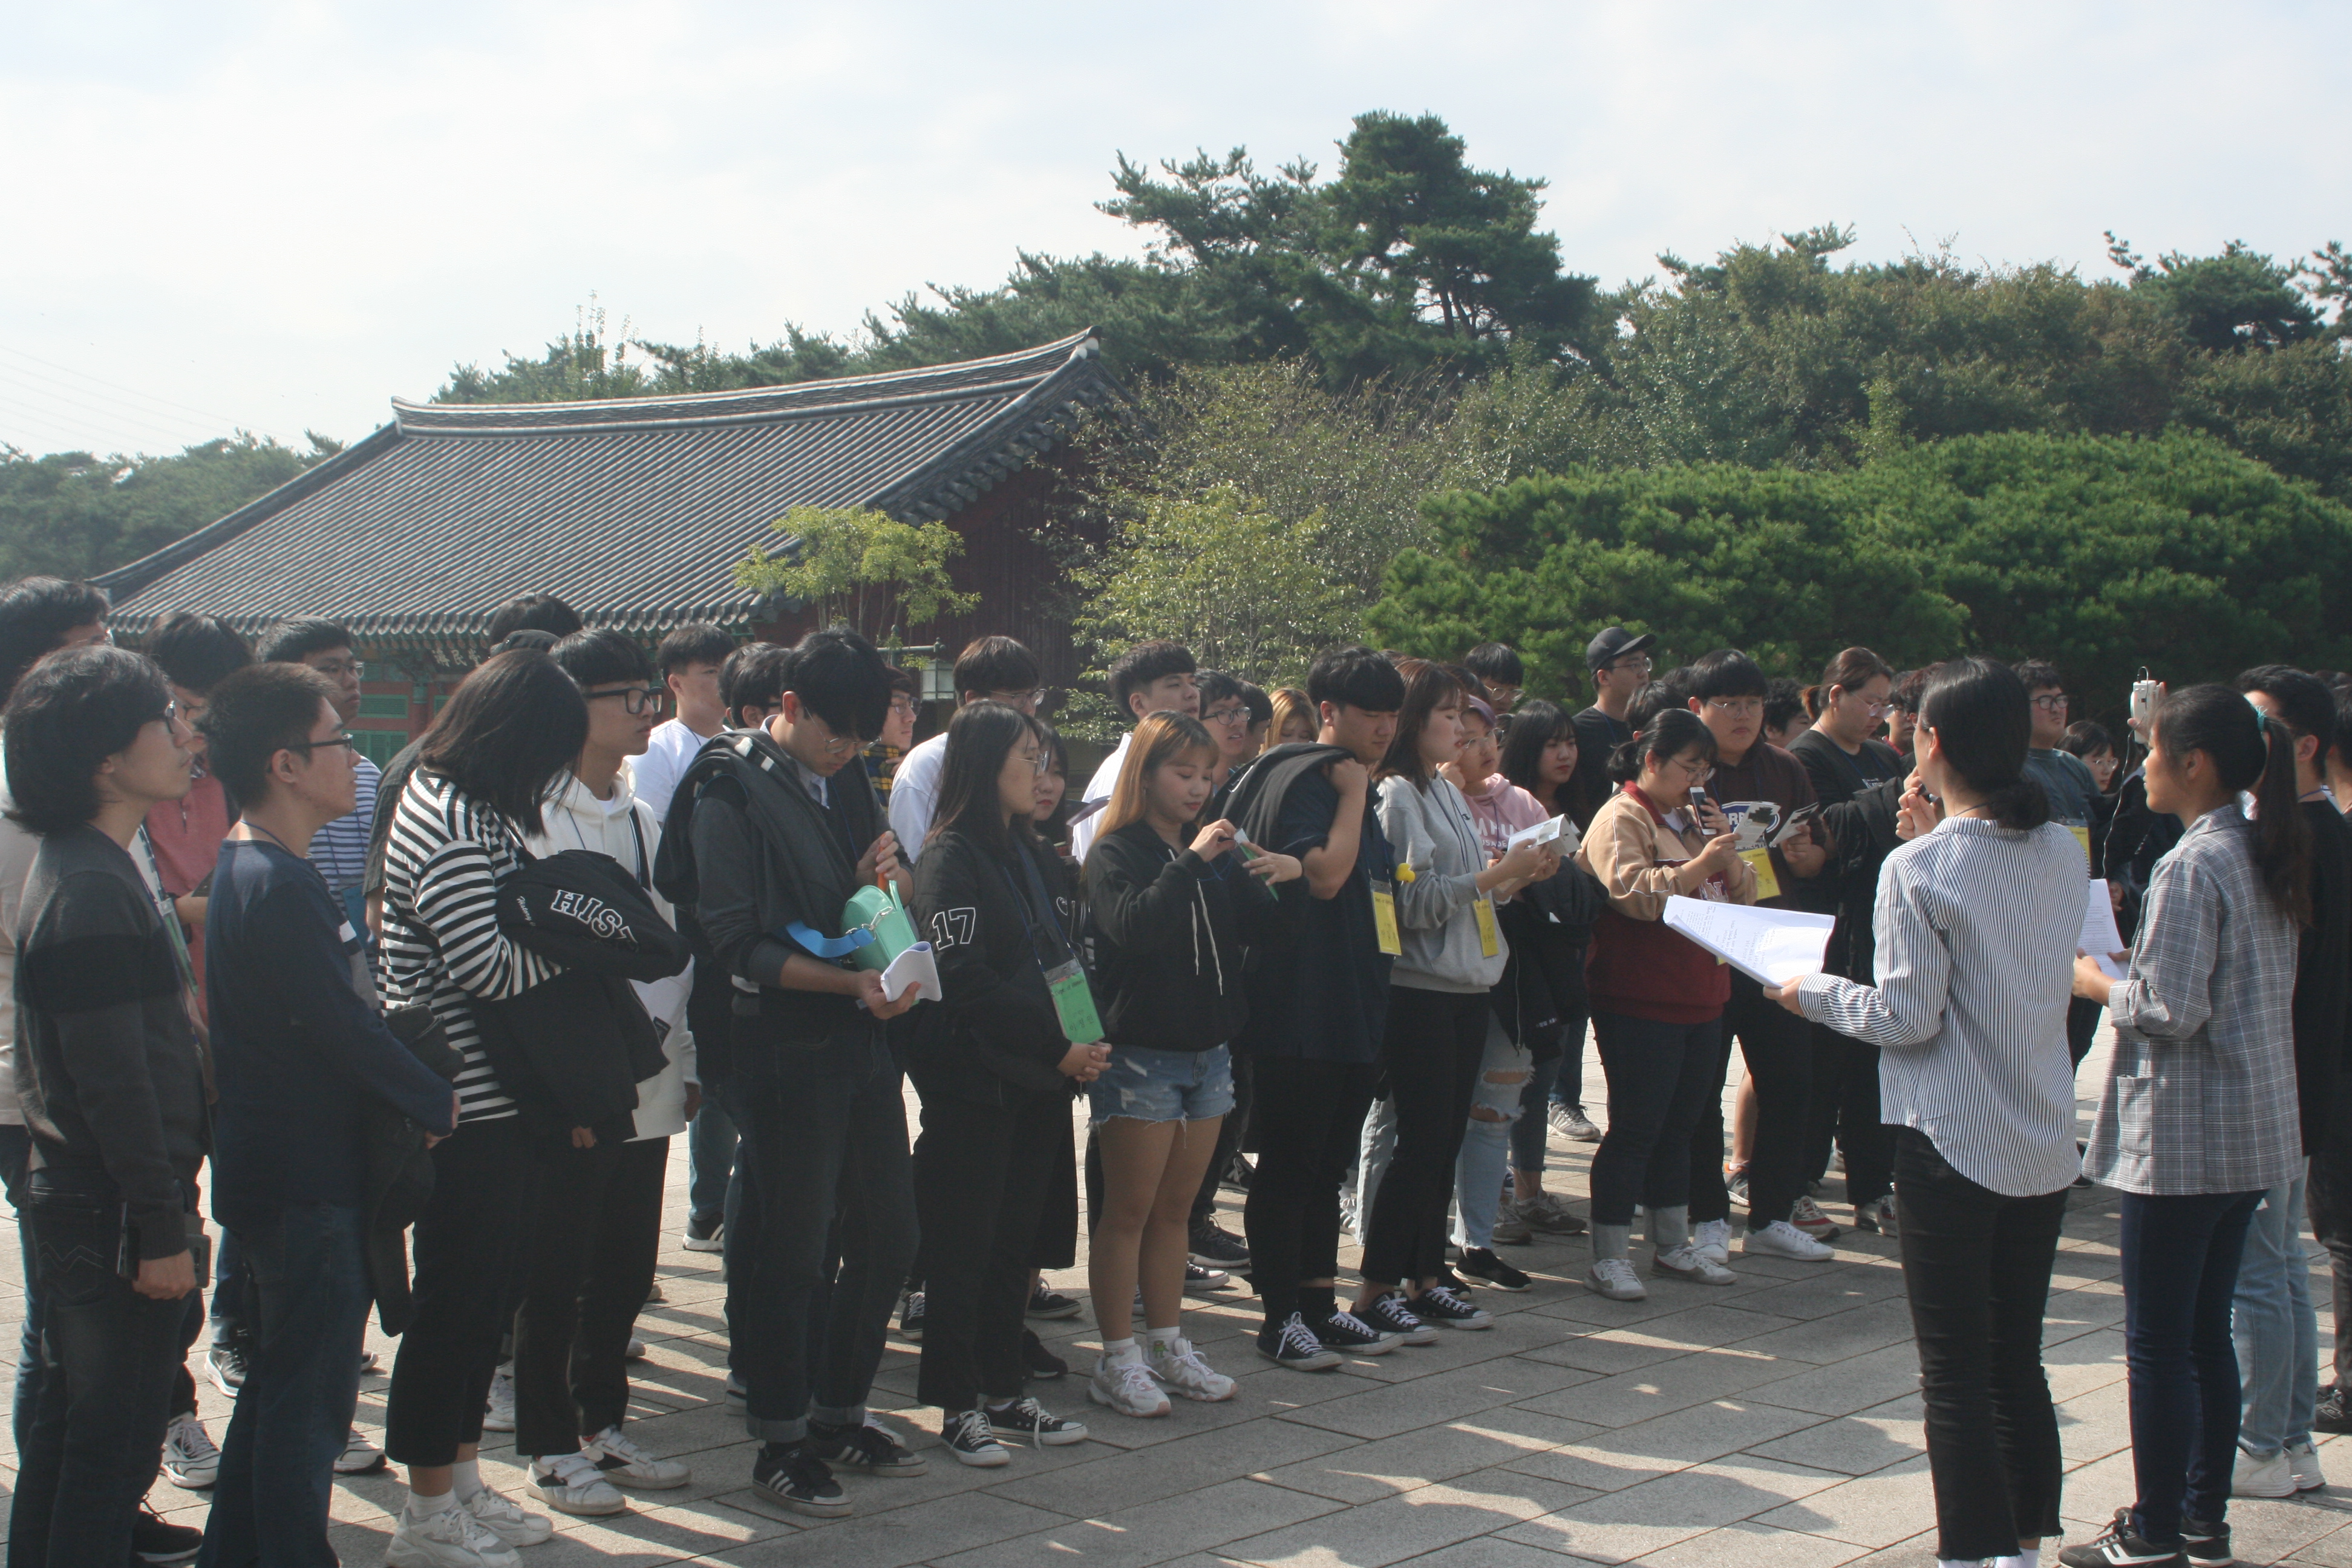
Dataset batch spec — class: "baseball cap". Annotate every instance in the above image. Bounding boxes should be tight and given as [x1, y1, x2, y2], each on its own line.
[1586, 627, 1658, 671]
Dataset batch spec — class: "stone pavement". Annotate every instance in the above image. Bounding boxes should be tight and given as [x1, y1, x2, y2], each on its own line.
[10, 1034, 2352, 1567]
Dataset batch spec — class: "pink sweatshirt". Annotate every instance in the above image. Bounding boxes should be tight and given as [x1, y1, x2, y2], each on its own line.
[1453, 772, 1549, 864]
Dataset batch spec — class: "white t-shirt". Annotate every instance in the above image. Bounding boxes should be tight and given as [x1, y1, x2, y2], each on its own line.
[1068, 733, 1132, 863]
[633, 719, 719, 823]
[888, 733, 949, 863]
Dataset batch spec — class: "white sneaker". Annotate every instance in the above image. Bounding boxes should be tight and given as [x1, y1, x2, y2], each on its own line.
[464, 1483, 554, 1546]
[580, 1423, 691, 1489]
[2288, 1439, 2328, 1492]
[386, 1502, 521, 1568]
[625, 1335, 648, 1361]
[1087, 1352, 1172, 1417]
[2232, 1445, 2298, 1497]
[531, 1451, 628, 1515]
[1586, 1257, 1647, 1301]
[1145, 1336, 1236, 1402]
[1653, 1242, 1736, 1285]
[334, 1426, 387, 1475]
[1693, 1217, 1734, 1265]
[482, 1367, 516, 1432]
[1743, 1220, 1835, 1261]
[162, 1411, 220, 1489]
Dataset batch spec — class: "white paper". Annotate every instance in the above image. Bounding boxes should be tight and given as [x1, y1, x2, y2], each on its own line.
[2080, 880, 2128, 979]
[1507, 814, 1579, 854]
[1662, 895, 1836, 988]
[880, 941, 944, 1005]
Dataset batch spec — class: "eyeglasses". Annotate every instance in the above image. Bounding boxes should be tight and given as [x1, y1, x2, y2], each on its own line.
[2030, 693, 2072, 713]
[1666, 755, 1714, 783]
[587, 686, 668, 715]
[151, 700, 181, 728]
[1017, 748, 1048, 776]
[287, 731, 359, 756]
[1203, 704, 1251, 727]
[1608, 656, 1653, 674]
[989, 688, 1045, 714]
[1704, 697, 1765, 718]
[888, 696, 918, 718]
[309, 658, 365, 680]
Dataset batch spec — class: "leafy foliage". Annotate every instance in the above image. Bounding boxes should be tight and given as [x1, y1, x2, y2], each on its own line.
[735, 505, 975, 643]
[0, 433, 337, 583]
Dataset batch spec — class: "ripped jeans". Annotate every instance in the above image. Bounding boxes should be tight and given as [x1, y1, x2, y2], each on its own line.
[1452, 1018, 1534, 1250]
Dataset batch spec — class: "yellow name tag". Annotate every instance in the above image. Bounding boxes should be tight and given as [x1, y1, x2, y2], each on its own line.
[2069, 825, 2092, 867]
[1739, 847, 1781, 902]
[1371, 881, 1403, 956]
[1472, 894, 1500, 958]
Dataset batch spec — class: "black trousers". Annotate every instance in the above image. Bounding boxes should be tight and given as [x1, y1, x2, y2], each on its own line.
[1243, 1057, 1378, 1328]
[1189, 1053, 1254, 1229]
[2308, 1126, 2352, 1390]
[1692, 973, 1813, 1230]
[912, 1086, 1070, 1413]
[2065, 995, 2104, 1070]
[386, 1116, 537, 1468]
[1892, 1129, 2068, 1560]
[1802, 1024, 1893, 1206]
[1360, 988, 1488, 1287]
[1589, 1012, 1722, 1227]
[512, 1135, 667, 1457]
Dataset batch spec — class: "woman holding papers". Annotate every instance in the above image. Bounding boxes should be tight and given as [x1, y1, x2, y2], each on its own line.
[1575, 707, 1755, 1302]
[1767, 658, 2085, 1568]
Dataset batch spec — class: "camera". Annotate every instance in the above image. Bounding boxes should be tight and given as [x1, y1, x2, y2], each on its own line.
[2129, 667, 2161, 733]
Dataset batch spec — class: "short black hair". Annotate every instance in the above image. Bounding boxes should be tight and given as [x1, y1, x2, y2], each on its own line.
[720, 642, 791, 726]
[2013, 659, 2063, 696]
[2062, 719, 2116, 760]
[656, 621, 734, 676]
[417, 649, 587, 837]
[1109, 639, 1197, 715]
[1686, 648, 1768, 703]
[781, 626, 892, 740]
[0, 577, 109, 701]
[1307, 645, 1404, 714]
[199, 662, 341, 805]
[1764, 677, 1806, 734]
[255, 618, 354, 665]
[1237, 678, 1272, 728]
[1887, 668, 1929, 714]
[485, 593, 583, 645]
[4, 645, 173, 834]
[2237, 664, 2337, 759]
[490, 629, 561, 656]
[1197, 670, 1246, 713]
[1627, 676, 1687, 734]
[146, 612, 253, 695]
[953, 636, 1040, 702]
[885, 664, 919, 699]
[1463, 642, 1524, 690]
[551, 628, 655, 690]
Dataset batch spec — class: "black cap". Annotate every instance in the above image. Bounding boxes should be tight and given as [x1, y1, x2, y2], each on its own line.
[1586, 627, 1657, 671]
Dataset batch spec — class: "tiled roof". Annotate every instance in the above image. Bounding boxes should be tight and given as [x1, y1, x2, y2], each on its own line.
[99, 330, 1116, 648]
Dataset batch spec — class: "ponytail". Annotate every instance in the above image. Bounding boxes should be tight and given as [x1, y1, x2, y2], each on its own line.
[1800, 684, 1826, 723]
[2154, 684, 2312, 926]
[1916, 658, 2050, 832]
[1609, 707, 1716, 786]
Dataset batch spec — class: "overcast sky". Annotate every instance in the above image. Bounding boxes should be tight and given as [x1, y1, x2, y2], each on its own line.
[4, 0, 2344, 457]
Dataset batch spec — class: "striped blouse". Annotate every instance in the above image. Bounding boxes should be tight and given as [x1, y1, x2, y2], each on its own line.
[1797, 817, 2087, 1197]
[377, 770, 563, 1123]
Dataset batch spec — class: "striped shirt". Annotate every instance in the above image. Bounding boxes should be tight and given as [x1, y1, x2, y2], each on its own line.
[377, 770, 563, 1122]
[1797, 817, 2086, 1197]
[2085, 804, 2301, 1195]
[307, 754, 379, 893]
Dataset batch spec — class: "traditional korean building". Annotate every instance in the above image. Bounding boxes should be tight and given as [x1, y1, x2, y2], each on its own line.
[97, 330, 1120, 764]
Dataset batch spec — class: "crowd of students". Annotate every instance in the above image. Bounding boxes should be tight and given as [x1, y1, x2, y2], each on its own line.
[2, 572, 2350, 1568]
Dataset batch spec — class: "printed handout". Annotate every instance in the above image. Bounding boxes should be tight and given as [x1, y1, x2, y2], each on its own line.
[1661, 896, 1836, 988]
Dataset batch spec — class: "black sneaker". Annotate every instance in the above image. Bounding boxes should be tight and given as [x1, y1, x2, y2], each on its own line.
[1026, 1282, 1083, 1320]
[2179, 1515, 2232, 1567]
[985, 1396, 1088, 1446]
[1184, 1259, 1233, 1293]
[1456, 1248, 1533, 1292]
[749, 1441, 849, 1517]
[1310, 1307, 1398, 1356]
[2058, 1507, 2190, 1567]
[807, 1418, 927, 1477]
[132, 1506, 205, 1564]
[2318, 1385, 2352, 1434]
[1220, 1154, 1256, 1193]
[206, 1344, 248, 1396]
[897, 1288, 925, 1339]
[1361, 1290, 1440, 1346]
[1021, 1328, 1068, 1380]
[1256, 1312, 1342, 1371]
[1188, 1219, 1250, 1267]
[1411, 1283, 1495, 1330]
[941, 1408, 1009, 1467]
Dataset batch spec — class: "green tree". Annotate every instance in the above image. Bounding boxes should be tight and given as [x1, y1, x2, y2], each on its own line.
[0, 433, 336, 581]
[735, 505, 976, 644]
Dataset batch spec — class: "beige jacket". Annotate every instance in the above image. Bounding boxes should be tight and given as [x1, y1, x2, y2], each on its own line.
[1575, 787, 1757, 920]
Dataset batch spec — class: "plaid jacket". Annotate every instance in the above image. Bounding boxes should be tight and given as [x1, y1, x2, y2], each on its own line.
[2084, 805, 2302, 1196]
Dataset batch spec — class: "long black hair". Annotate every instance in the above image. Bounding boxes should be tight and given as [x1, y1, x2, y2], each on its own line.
[1499, 699, 1576, 817]
[2154, 683, 2311, 925]
[1377, 658, 1466, 787]
[928, 699, 1042, 857]
[417, 648, 587, 837]
[1607, 707, 1717, 786]
[1916, 658, 2048, 832]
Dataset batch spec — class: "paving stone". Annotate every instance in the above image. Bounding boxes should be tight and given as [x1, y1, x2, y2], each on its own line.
[928, 1475, 1344, 1568]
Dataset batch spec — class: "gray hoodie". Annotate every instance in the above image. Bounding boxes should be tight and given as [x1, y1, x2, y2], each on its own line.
[1376, 774, 1508, 994]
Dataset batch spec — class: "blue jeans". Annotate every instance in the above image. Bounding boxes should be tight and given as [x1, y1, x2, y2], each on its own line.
[2120, 1188, 2265, 1545]
[688, 1093, 739, 1231]
[10, 1193, 189, 1568]
[728, 1025, 916, 1443]
[200, 1204, 371, 1568]
[2232, 1161, 2317, 1456]
[1454, 1020, 1532, 1250]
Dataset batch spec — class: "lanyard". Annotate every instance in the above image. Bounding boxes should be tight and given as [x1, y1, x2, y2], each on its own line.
[998, 844, 1076, 972]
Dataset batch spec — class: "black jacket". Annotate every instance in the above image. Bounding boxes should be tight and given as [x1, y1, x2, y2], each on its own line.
[1083, 819, 1281, 1053]
[1817, 776, 1905, 984]
[1495, 860, 1606, 1061]
[908, 828, 1075, 1106]
[500, 849, 690, 982]
[362, 1004, 464, 1334]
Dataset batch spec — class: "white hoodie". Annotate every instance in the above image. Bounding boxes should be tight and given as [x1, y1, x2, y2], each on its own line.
[524, 759, 697, 1140]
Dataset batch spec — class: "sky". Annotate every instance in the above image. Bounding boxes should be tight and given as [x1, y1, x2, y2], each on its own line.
[3, 0, 2345, 457]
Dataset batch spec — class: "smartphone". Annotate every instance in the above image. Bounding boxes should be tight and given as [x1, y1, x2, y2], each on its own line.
[1687, 786, 1711, 823]
[2130, 667, 2160, 730]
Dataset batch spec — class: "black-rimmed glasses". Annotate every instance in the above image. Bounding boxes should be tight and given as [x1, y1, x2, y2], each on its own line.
[587, 687, 669, 715]
[288, 731, 359, 755]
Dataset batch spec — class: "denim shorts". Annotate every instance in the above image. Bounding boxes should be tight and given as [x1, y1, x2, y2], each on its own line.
[1088, 1043, 1236, 1126]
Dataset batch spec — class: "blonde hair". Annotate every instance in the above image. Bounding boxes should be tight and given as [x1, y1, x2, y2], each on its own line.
[1100, 711, 1219, 838]
[1264, 687, 1314, 753]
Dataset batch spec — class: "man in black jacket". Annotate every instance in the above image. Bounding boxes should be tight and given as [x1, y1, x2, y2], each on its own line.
[664, 628, 924, 1517]
[5, 644, 209, 1568]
